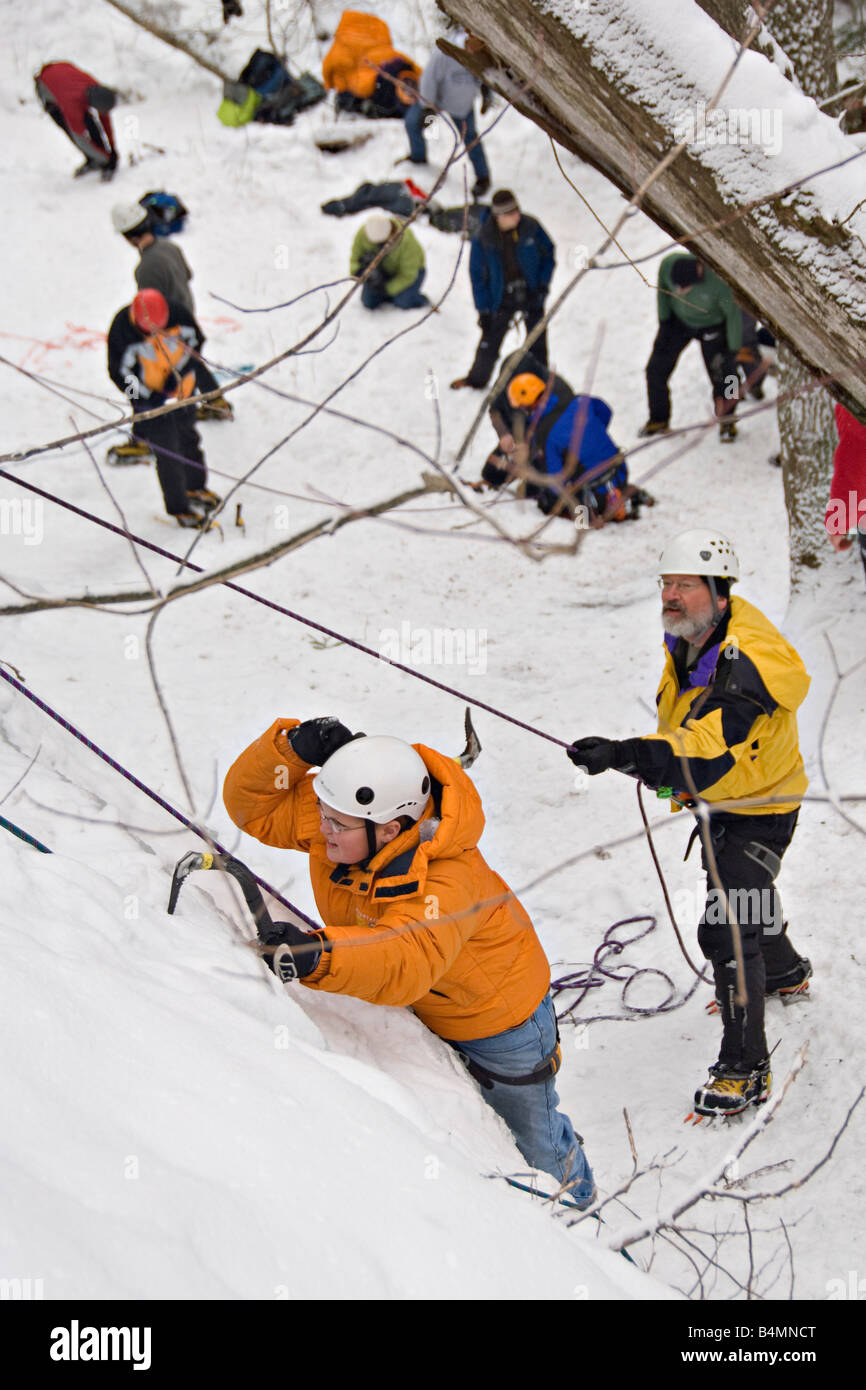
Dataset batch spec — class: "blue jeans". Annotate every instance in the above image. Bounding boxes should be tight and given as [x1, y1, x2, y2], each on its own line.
[446, 993, 595, 1206]
[404, 103, 490, 184]
[361, 267, 428, 310]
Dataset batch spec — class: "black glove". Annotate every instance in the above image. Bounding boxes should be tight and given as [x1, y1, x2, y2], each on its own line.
[566, 736, 620, 775]
[480, 83, 493, 116]
[288, 717, 355, 766]
[262, 923, 324, 982]
[482, 454, 511, 489]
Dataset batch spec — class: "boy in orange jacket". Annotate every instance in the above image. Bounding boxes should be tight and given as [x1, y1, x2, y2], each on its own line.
[224, 715, 595, 1206]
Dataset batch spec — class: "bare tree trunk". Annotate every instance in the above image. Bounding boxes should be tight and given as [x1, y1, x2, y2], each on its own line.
[764, 1, 839, 583]
[102, 0, 235, 81]
[775, 345, 837, 570]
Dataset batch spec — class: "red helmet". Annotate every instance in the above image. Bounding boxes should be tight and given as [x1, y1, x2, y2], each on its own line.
[131, 289, 169, 332]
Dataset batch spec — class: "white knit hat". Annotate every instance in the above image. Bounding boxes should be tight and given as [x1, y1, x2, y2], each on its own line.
[364, 213, 393, 244]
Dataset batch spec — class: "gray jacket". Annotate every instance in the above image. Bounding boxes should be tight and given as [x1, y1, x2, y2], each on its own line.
[419, 49, 479, 120]
[134, 240, 195, 315]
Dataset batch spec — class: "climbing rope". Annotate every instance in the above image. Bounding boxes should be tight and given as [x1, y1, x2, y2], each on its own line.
[551, 915, 705, 1025]
[0, 664, 317, 928]
[0, 466, 567, 749]
[0, 812, 51, 853]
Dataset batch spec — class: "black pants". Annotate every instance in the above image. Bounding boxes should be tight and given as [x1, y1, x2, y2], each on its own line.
[466, 300, 548, 389]
[695, 811, 802, 1070]
[194, 358, 221, 396]
[134, 405, 207, 515]
[321, 181, 415, 219]
[646, 318, 738, 425]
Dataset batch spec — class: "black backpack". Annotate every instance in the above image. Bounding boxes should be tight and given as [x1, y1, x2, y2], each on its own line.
[237, 48, 325, 126]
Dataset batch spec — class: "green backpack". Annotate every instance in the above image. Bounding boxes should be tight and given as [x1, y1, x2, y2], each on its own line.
[217, 81, 262, 127]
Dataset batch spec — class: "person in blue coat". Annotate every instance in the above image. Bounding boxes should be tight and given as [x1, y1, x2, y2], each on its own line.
[451, 190, 555, 389]
[482, 366, 646, 522]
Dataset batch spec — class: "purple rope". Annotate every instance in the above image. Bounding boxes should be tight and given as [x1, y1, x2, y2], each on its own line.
[0, 664, 318, 929]
[551, 916, 690, 1022]
[0, 466, 568, 748]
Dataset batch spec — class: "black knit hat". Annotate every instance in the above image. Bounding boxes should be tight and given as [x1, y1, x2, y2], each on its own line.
[491, 189, 520, 215]
[670, 256, 702, 288]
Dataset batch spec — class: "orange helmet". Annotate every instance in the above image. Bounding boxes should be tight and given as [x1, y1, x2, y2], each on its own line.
[507, 373, 546, 409]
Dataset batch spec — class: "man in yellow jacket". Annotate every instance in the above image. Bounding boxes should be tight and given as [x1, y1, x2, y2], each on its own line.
[567, 530, 812, 1117]
[224, 717, 595, 1205]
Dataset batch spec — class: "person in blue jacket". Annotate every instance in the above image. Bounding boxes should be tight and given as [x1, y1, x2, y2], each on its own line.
[451, 190, 555, 390]
[482, 366, 646, 521]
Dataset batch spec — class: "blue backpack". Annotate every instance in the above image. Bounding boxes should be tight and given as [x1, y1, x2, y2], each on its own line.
[139, 191, 188, 237]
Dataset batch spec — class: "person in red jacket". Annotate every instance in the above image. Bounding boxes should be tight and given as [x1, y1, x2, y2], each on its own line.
[826, 404, 866, 585]
[35, 62, 118, 179]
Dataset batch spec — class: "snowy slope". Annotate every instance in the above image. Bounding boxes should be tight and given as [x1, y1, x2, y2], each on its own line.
[1, 0, 865, 1302]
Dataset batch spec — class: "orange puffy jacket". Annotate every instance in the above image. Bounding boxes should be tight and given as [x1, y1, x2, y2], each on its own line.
[322, 10, 419, 103]
[223, 719, 551, 1041]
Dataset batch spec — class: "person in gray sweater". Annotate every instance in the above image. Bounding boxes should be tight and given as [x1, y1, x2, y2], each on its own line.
[404, 33, 490, 196]
[111, 201, 234, 421]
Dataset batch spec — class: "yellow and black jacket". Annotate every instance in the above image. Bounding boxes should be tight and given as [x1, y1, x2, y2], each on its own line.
[614, 596, 810, 815]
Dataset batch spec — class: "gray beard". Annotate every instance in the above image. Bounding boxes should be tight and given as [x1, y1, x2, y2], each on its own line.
[662, 608, 714, 642]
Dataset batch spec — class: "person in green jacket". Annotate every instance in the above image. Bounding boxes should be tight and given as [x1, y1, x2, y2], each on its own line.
[640, 253, 743, 442]
[350, 212, 429, 309]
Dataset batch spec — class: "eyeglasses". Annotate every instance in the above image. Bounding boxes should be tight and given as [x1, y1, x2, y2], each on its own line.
[658, 577, 706, 594]
[318, 805, 362, 835]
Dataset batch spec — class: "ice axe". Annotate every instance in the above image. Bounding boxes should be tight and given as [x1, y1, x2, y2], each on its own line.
[167, 850, 282, 939]
[458, 706, 482, 769]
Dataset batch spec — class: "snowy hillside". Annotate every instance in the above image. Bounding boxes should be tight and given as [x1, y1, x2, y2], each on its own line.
[2, 0, 865, 1322]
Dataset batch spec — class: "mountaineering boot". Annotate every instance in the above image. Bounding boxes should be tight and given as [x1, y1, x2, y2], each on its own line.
[693, 1058, 771, 1117]
[73, 158, 100, 178]
[719, 420, 738, 443]
[106, 439, 154, 466]
[174, 510, 212, 529]
[766, 955, 812, 1002]
[450, 376, 478, 390]
[471, 176, 491, 199]
[186, 488, 222, 513]
[637, 419, 671, 438]
[196, 395, 234, 421]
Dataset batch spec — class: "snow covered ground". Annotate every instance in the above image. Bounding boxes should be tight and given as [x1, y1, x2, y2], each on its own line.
[2, 0, 865, 1314]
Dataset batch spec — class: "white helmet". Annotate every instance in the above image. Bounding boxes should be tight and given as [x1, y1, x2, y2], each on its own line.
[658, 529, 740, 581]
[364, 212, 393, 244]
[111, 201, 151, 236]
[313, 737, 431, 824]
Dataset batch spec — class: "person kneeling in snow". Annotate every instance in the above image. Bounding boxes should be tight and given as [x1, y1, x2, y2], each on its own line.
[350, 213, 429, 310]
[223, 716, 595, 1206]
[483, 363, 643, 523]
